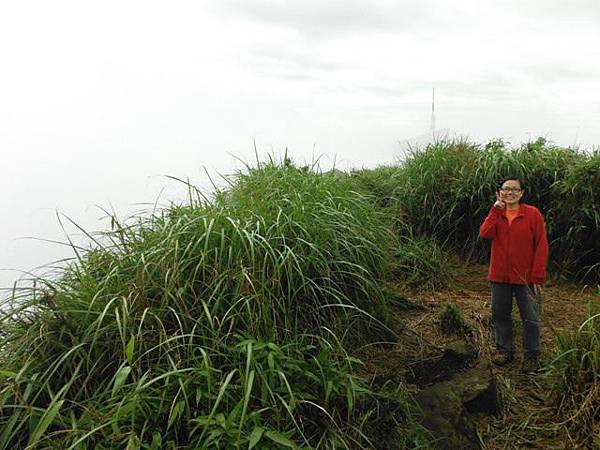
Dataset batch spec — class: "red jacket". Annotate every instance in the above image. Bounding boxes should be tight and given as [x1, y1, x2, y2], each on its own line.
[479, 203, 549, 285]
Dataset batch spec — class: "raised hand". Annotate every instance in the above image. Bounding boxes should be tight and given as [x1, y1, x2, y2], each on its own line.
[494, 191, 506, 209]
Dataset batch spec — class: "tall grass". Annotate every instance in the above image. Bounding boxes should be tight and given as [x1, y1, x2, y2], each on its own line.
[348, 166, 458, 290]
[546, 299, 600, 447]
[2, 139, 595, 448]
[0, 161, 426, 449]
[548, 152, 600, 280]
[389, 138, 600, 283]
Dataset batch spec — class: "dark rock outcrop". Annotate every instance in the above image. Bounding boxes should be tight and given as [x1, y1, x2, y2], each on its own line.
[412, 342, 499, 449]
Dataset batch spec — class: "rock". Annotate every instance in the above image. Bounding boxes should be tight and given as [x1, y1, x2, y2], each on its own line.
[414, 383, 478, 449]
[443, 340, 477, 363]
[407, 340, 477, 386]
[413, 360, 498, 449]
[459, 361, 499, 415]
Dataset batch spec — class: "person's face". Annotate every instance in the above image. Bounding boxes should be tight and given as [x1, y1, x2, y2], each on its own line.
[499, 180, 523, 206]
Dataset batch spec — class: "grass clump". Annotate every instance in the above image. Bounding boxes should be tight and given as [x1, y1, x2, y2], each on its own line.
[547, 150, 600, 281]
[438, 303, 469, 336]
[392, 235, 457, 290]
[347, 166, 405, 213]
[347, 167, 458, 290]
[0, 160, 426, 449]
[546, 299, 600, 447]
[392, 139, 484, 257]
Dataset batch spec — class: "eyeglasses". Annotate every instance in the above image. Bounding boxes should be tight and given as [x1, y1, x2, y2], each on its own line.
[500, 187, 522, 193]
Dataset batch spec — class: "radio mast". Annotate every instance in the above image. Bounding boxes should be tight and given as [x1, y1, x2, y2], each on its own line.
[430, 87, 436, 134]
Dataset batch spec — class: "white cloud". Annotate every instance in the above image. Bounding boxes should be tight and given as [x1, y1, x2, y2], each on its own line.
[212, 0, 433, 37]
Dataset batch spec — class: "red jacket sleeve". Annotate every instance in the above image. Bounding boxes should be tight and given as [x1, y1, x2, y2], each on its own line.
[479, 206, 503, 239]
[530, 210, 549, 284]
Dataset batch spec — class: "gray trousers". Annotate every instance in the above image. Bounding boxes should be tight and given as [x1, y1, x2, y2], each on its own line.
[491, 282, 541, 358]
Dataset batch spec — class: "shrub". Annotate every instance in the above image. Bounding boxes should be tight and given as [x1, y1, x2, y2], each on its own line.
[0, 160, 424, 449]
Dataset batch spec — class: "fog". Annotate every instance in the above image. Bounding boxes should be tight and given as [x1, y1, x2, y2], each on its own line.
[1, 0, 599, 291]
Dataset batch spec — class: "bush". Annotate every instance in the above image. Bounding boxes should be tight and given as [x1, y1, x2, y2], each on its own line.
[0, 160, 424, 449]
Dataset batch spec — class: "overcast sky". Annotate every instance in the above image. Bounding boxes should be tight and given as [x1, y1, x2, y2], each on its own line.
[1, 0, 599, 291]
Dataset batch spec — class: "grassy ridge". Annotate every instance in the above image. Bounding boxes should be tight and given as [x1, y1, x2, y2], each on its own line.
[0, 162, 425, 449]
[1, 140, 598, 449]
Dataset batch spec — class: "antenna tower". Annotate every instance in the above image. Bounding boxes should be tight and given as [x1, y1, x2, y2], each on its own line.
[430, 87, 436, 134]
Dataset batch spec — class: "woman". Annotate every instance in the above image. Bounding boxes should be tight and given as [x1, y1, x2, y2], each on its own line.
[479, 177, 549, 373]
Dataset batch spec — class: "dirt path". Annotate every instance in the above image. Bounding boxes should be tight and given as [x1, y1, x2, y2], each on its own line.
[389, 264, 599, 449]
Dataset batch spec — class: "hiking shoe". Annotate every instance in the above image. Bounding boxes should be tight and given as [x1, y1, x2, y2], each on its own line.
[521, 356, 540, 374]
[492, 352, 514, 366]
